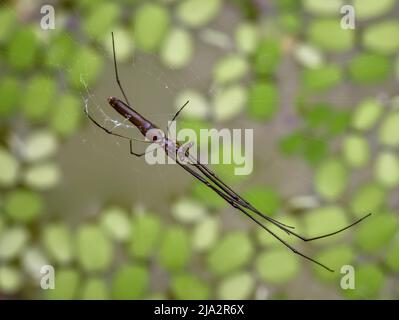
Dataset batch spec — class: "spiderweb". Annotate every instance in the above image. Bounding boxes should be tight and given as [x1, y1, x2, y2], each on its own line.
[53, 32, 213, 215]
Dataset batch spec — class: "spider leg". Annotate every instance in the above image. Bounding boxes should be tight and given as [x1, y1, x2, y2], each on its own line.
[167, 100, 190, 138]
[129, 140, 158, 157]
[129, 140, 146, 157]
[171, 100, 190, 123]
[189, 156, 295, 231]
[177, 141, 195, 163]
[282, 213, 372, 242]
[85, 107, 154, 158]
[188, 155, 371, 241]
[238, 205, 334, 272]
[84, 106, 149, 143]
[177, 161, 334, 272]
[111, 32, 131, 106]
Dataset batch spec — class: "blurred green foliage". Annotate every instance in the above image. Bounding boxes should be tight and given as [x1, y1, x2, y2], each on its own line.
[0, 0, 398, 300]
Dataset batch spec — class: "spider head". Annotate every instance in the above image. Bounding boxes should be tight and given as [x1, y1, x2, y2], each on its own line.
[146, 128, 165, 145]
[107, 96, 117, 107]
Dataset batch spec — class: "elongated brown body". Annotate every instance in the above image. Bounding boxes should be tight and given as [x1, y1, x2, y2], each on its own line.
[107, 96, 183, 156]
[107, 96, 157, 136]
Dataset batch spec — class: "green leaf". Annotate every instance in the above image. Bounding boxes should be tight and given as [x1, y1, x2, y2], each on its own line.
[235, 23, 258, 54]
[253, 39, 281, 76]
[350, 183, 385, 218]
[248, 82, 279, 121]
[83, 3, 119, 39]
[344, 265, 384, 299]
[386, 238, 399, 272]
[308, 19, 354, 52]
[217, 272, 255, 300]
[46, 33, 76, 68]
[348, 53, 390, 84]
[112, 264, 148, 299]
[342, 135, 369, 168]
[363, 21, 399, 54]
[213, 85, 247, 121]
[42, 224, 74, 264]
[0, 7, 16, 42]
[81, 278, 108, 300]
[314, 158, 347, 200]
[23, 162, 61, 190]
[279, 131, 306, 156]
[328, 110, 351, 135]
[303, 0, 343, 16]
[0, 77, 20, 117]
[304, 206, 348, 245]
[21, 248, 48, 277]
[0, 266, 22, 294]
[50, 94, 83, 137]
[171, 198, 207, 223]
[279, 13, 302, 34]
[5, 189, 43, 223]
[351, 99, 382, 131]
[0, 227, 28, 261]
[102, 28, 134, 63]
[313, 245, 354, 282]
[396, 55, 399, 84]
[0, 218, 4, 236]
[211, 143, 252, 183]
[45, 269, 80, 300]
[161, 28, 193, 69]
[68, 47, 103, 89]
[171, 274, 210, 299]
[294, 44, 323, 68]
[175, 90, 209, 120]
[242, 186, 281, 216]
[100, 206, 131, 241]
[355, 213, 397, 252]
[303, 138, 328, 164]
[378, 112, 399, 146]
[159, 226, 191, 272]
[213, 54, 248, 84]
[192, 216, 220, 252]
[0, 147, 19, 187]
[177, 0, 222, 28]
[275, 0, 300, 11]
[207, 231, 254, 276]
[256, 249, 300, 284]
[192, 182, 226, 209]
[76, 225, 113, 272]
[353, 0, 396, 20]
[23, 130, 58, 162]
[129, 213, 161, 259]
[375, 151, 399, 188]
[302, 64, 342, 91]
[305, 108, 347, 139]
[7, 27, 38, 70]
[21, 75, 56, 121]
[133, 3, 170, 52]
